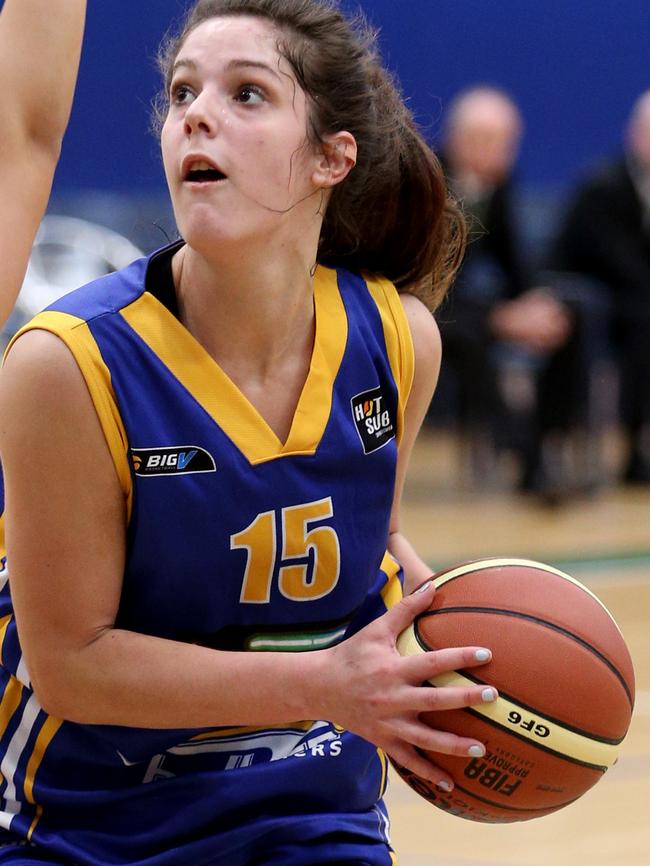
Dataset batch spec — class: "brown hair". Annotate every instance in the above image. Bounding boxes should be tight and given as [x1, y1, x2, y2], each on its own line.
[155, 0, 466, 310]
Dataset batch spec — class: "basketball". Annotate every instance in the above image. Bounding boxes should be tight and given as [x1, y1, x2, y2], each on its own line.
[394, 558, 635, 823]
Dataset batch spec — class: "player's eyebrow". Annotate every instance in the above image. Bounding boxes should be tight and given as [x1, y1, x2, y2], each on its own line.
[171, 57, 282, 82]
[224, 58, 283, 80]
[171, 57, 198, 76]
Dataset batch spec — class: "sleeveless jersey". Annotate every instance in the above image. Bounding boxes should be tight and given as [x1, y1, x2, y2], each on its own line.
[0, 244, 414, 865]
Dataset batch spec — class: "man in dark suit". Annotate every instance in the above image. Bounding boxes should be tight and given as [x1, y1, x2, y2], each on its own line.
[554, 90, 650, 482]
[437, 87, 598, 499]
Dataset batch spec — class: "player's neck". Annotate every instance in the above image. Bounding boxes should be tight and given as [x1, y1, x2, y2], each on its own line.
[172, 243, 317, 376]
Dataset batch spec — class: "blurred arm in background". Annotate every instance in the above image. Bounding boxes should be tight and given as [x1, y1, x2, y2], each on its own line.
[0, 0, 86, 325]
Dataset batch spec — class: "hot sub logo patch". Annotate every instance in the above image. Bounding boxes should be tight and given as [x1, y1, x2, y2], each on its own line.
[131, 446, 216, 477]
[351, 387, 396, 454]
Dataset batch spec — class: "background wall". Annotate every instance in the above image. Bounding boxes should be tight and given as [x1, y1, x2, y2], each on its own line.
[38, 0, 650, 197]
[1, 0, 647, 194]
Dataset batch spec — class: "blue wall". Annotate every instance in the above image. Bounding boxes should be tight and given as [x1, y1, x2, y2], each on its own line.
[24, 0, 650, 194]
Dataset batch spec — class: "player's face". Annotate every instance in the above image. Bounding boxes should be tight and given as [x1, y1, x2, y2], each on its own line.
[161, 16, 323, 253]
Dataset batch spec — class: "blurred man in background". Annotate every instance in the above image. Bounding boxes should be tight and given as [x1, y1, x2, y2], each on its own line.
[554, 90, 650, 483]
[437, 86, 604, 500]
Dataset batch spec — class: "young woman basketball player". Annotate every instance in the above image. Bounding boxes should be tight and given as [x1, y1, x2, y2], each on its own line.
[0, 1, 498, 863]
[0, 0, 86, 326]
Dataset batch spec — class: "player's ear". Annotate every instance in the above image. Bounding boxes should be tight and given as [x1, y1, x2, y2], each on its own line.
[312, 131, 357, 189]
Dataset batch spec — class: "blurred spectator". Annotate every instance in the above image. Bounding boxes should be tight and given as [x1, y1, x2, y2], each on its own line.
[436, 86, 606, 500]
[553, 90, 650, 484]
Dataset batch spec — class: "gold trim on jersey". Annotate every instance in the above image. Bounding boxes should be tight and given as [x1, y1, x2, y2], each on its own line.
[6, 312, 133, 518]
[22, 712, 60, 842]
[0, 686, 61, 839]
[364, 276, 415, 445]
[380, 552, 403, 611]
[24, 715, 62, 806]
[0, 673, 22, 744]
[27, 805, 43, 842]
[120, 266, 348, 464]
[378, 747, 389, 797]
[0, 615, 11, 666]
[0, 677, 62, 839]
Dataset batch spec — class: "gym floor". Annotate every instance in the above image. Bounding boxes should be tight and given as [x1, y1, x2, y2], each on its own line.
[387, 428, 650, 866]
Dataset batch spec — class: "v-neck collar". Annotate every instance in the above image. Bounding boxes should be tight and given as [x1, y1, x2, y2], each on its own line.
[120, 259, 348, 465]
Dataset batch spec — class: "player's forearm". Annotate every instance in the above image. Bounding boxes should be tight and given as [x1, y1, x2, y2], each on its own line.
[0, 0, 86, 146]
[32, 627, 331, 729]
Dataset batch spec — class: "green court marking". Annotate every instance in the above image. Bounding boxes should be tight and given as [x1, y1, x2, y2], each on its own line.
[547, 550, 650, 574]
[429, 550, 650, 577]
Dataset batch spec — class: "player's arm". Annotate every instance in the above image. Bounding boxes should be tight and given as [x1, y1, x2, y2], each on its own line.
[388, 294, 442, 593]
[0, 0, 86, 325]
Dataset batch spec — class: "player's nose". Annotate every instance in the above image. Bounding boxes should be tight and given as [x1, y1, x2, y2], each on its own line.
[184, 92, 219, 138]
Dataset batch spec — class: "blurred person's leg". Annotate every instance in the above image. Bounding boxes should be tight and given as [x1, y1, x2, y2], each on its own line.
[619, 307, 650, 483]
[440, 299, 499, 430]
[436, 253, 515, 483]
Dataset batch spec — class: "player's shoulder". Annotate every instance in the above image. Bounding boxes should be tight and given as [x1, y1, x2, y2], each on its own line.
[399, 292, 440, 343]
[0, 323, 94, 439]
[399, 291, 441, 377]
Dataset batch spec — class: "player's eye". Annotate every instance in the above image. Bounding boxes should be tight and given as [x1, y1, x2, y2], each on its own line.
[234, 85, 265, 105]
[170, 83, 195, 106]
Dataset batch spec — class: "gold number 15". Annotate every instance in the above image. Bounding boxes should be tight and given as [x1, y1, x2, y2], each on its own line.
[230, 497, 341, 604]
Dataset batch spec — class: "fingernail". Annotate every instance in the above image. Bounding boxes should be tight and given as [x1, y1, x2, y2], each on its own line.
[475, 649, 491, 662]
[437, 780, 453, 792]
[481, 688, 497, 702]
[414, 579, 434, 594]
[468, 744, 485, 757]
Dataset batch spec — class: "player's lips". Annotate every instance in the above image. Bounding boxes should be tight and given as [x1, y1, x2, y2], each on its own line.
[181, 154, 227, 183]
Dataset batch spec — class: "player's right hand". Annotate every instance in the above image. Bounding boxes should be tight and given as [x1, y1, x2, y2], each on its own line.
[314, 581, 498, 792]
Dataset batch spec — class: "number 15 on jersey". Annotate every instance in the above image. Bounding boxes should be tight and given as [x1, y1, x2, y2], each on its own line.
[230, 497, 341, 604]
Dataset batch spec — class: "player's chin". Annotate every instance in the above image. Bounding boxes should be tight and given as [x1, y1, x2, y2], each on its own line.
[175, 213, 237, 252]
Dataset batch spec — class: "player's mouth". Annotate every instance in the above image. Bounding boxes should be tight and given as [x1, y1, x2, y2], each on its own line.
[182, 156, 227, 184]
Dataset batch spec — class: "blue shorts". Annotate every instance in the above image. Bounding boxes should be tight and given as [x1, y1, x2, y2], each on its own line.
[0, 846, 66, 865]
[251, 837, 393, 865]
[0, 840, 393, 866]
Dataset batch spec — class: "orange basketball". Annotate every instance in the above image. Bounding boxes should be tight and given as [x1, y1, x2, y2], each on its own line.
[394, 558, 635, 823]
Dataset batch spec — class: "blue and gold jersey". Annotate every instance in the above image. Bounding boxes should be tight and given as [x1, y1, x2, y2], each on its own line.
[0, 244, 413, 865]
